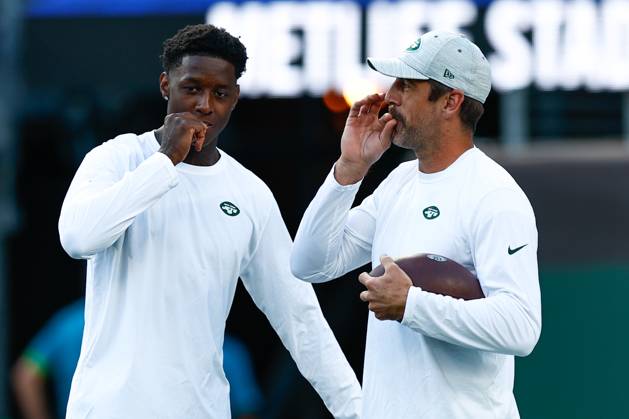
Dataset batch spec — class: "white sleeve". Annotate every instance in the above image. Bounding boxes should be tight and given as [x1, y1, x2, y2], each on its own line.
[58, 142, 178, 259]
[240, 198, 362, 419]
[401, 189, 542, 357]
[290, 167, 376, 283]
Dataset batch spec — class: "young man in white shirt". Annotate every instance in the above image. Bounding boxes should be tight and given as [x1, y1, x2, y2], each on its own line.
[290, 30, 542, 419]
[58, 24, 361, 419]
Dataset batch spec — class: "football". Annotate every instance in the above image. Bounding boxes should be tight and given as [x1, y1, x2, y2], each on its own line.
[369, 254, 485, 300]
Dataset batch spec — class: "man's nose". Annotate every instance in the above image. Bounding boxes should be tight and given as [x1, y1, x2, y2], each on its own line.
[195, 91, 213, 114]
[384, 78, 403, 106]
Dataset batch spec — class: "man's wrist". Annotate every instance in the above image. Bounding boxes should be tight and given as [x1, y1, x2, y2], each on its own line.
[334, 158, 369, 185]
[158, 149, 178, 165]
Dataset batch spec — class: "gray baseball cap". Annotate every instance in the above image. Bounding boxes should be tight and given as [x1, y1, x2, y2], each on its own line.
[367, 30, 491, 103]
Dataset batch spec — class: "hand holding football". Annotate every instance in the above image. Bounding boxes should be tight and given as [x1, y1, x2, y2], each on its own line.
[369, 253, 484, 300]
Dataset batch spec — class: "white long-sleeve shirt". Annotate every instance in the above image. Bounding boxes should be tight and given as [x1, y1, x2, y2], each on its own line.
[291, 147, 541, 419]
[58, 131, 362, 419]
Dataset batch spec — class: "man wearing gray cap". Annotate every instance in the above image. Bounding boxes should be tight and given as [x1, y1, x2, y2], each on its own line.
[290, 30, 541, 418]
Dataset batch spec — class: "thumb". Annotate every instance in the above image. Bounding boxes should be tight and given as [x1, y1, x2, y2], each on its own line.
[379, 114, 397, 146]
[380, 255, 396, 272]
[381, 255, 406, 278]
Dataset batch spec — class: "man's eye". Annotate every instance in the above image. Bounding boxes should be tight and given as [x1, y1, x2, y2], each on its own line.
[216, 90, 227, 98]
[185, 86, 200, 93]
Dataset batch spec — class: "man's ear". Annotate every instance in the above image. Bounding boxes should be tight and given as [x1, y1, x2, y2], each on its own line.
[444, 89, 465, 115]
[159, 72, 169, 100]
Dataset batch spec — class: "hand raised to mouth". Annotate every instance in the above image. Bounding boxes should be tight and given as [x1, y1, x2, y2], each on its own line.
[334, 93, 397, 185]
[157, 112, 208, 165]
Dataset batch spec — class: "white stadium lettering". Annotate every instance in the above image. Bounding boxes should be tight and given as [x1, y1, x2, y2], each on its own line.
[206, 0, 629, 97]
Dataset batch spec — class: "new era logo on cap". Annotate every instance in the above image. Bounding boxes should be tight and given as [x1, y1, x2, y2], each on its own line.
[367, 30, 492, 103]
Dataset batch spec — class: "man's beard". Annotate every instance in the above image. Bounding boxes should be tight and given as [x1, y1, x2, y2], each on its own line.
[390, 110, 436, 156]
[390, 110, 422, 150]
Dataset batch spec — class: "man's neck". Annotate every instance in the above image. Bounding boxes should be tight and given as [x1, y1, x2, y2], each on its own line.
[415, 134, 474, 174]
[184, 145, 221, 166]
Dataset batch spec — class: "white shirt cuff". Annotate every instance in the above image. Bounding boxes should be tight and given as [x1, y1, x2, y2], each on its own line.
[326, 164, 363, 191]
[152, 152, 179, 188]
[401, 286, 423, 326]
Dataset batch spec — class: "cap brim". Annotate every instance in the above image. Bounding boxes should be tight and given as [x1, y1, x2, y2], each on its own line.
[367, 57, 430, 80]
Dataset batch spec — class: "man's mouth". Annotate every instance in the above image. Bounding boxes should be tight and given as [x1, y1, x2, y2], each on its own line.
[391, 113, 403, 128]
[389, 112, 403, 138]
[388, 106, 403, 124]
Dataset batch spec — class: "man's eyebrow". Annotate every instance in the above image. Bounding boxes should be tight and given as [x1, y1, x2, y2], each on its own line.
[179, 76, 233, 88]
[179, 76, 203, 83]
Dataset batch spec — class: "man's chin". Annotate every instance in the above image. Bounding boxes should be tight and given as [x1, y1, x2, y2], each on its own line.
[391, 133, 411, 149]
[201, 134, 219, 149]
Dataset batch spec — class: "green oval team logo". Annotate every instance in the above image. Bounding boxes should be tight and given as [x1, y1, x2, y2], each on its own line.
[406, 38, 421, 51]
[220, 201, 240, 216]
[423, 206, 440, 220]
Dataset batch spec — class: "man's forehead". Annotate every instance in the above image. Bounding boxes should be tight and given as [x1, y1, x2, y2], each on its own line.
[171, 55, 236, 82]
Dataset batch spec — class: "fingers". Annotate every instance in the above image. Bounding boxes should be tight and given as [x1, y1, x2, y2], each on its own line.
[175, 115, 206, 152]
[359, 266, 393, 321]
[352, 93, 386, 118]
[354, 93, 384, 107]
[359, 272, 374, 302]
[368, 303, 388, 321]
[380, 254, 395, 268]
[380, 119, 396, 147]
[190, 128, 206, 152]
[348, 101, 362, 119]
[378, 112, 397, 144]
[191, 129, 207, 152]
[360, 256, 409, 322]
[348, 97, 374, 119]
[378, 112, 394, 124]
[380, 254, 406, 278]
[368, 301, 384, 311]
[360, 290, 370, 302]
[358, 271, 373, 287]
[380, 255, 398, 276]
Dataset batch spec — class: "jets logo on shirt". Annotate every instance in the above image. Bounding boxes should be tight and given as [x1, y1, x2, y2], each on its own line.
[220, 201, 240, 217]
[423, 206, 440, 220]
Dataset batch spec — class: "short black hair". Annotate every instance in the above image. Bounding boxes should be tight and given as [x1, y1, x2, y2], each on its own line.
[426, 79, 484, 133]
[161, 24, 248, 79]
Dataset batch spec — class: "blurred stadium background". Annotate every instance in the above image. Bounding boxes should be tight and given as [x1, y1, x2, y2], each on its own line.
[1, 0, 628, 418]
